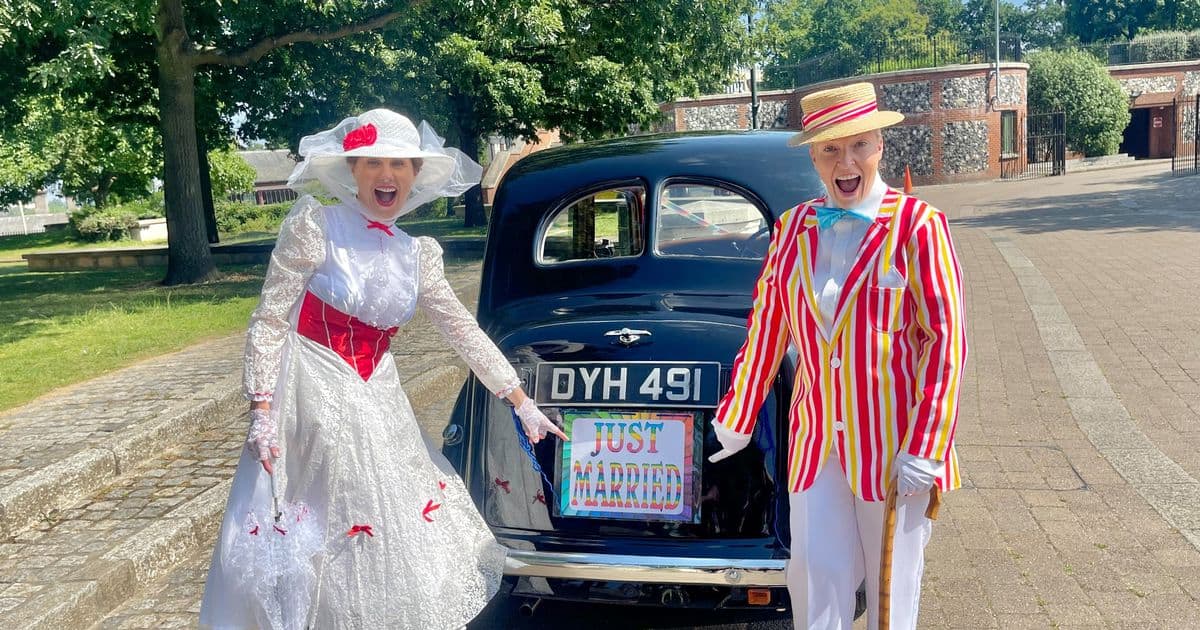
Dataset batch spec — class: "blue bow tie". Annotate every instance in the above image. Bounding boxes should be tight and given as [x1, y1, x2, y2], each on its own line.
[814, 205, 874, 231]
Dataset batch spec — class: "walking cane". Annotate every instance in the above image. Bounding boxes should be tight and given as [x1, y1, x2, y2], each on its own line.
[878, 485, 941, 630]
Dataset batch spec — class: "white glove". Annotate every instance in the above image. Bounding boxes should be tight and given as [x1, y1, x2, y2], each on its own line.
[246, 408, 279, 462]
[892, 453, 944, 496]
[708, 420, 752, 463]
[515, 398, 568, 444]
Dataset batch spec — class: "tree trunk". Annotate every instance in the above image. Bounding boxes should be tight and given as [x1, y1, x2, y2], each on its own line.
[196, 129, 219, 243]
[461, 128, 486, 228]
[157, 0, 217, 285]
[454, 95, 487, 228]
[94, 173, 114, 209]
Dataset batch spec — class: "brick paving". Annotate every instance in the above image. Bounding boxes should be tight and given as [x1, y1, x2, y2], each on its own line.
[0, 337, 244, 489]
[0, 412, 242, 622]
[918, 163, 1200, 628]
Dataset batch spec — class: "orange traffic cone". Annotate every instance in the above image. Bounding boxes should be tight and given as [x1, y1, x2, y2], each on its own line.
[903, 165, 914, 195]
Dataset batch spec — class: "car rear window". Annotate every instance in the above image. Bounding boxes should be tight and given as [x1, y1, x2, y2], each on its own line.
[655, 183, 769, 259]
[538, 186, 645, 264]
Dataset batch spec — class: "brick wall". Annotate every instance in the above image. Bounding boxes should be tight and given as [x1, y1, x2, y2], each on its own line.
[1109, 61, 1200, 107]
[663, 63, 1029, 186]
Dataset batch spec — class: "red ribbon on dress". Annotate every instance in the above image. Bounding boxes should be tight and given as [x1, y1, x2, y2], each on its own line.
[347, 524, 375, 538]
[296, 291, 399, 381]
[365, 219, 395, 236]
[494, 477, 511, 494]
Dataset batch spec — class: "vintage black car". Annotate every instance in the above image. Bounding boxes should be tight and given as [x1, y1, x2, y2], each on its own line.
[442, 131, 827, 616]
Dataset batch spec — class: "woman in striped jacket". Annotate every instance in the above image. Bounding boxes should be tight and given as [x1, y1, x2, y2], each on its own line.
[709, 82, 967, 630]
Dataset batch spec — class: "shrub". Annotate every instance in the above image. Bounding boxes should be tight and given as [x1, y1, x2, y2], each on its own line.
[215, 200, 291, 235]
[209, 146, 257, 198]
[69, 207, 140, 241]
[1028, 49, 1131, 157]
[112, 192, 165, 219]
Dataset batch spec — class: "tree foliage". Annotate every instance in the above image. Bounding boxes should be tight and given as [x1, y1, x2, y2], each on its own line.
[1028, 49, 1130, 156]
[207, 146, 257, 199]
[1061, 0, 1200, 43]
[3, 0, 422, 283]
[958, 0, 1067, 54]
[231, 1, 751, 226]
[3, 0, 751, 272]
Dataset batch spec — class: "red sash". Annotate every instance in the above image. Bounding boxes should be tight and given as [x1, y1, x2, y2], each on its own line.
[296, 291, 398, 381]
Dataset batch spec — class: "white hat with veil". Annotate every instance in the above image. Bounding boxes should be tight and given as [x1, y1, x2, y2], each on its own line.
[286, 108, 483, 219]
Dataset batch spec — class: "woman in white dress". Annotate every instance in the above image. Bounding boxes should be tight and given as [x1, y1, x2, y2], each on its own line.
[199, 109, 566, 629]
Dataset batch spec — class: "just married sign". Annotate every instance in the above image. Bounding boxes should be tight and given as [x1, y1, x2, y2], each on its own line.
[555, 410, 701, 523]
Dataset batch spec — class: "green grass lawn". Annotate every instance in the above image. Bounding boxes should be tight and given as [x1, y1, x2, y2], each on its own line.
[395, 215, 489, 239]
[0, 230, 167, 262]
[0, 264, 266, 411]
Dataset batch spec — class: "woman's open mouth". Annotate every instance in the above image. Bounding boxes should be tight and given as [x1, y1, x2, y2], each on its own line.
[374, 186, 398, 207]
[835, 175, 861, 195]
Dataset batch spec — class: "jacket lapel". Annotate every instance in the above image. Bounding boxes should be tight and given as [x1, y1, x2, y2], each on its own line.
[828, 191, 901, 340]
[787, 203, 826, 342]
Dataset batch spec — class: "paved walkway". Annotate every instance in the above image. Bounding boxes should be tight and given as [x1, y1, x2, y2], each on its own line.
[914, 163, 1200, 628]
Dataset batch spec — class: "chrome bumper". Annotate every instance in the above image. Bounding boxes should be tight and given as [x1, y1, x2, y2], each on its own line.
[503, 548, 787, 587]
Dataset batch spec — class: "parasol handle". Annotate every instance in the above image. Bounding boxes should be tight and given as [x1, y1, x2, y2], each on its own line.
[269, 466, 282, 524]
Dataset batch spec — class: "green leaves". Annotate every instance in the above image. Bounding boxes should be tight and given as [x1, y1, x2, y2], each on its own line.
[1028, 49, 1131, 156]
[207, 145, 257, 198]
[1061, 0, 1196, 43]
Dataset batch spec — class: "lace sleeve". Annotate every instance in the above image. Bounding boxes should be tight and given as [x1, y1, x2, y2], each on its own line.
[416, 237, 520, 397]
[243, 196, 327, 401]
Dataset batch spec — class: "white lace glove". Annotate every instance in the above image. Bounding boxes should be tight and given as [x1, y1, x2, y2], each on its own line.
[892, 453, 944, 496]
[708, 420, 752, 463]
[515, 398, 568, 444]
[246, 408, 279, 462]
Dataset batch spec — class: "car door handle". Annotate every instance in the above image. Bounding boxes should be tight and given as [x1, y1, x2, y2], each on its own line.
[604, 328, 652, 346]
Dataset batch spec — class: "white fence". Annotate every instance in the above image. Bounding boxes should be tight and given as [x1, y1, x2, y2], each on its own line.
[0, 213, 69, 237]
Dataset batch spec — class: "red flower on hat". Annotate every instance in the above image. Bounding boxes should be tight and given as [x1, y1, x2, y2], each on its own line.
[343, 123, 378, 151]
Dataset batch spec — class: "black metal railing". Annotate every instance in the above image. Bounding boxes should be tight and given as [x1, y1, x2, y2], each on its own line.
[767, 31, 1199, 92]
[1000, 111, 1066, 180]
[1173, 94, 1200, 176]
[1080, 32, 1200, 66]
[767, 34, 1022, 90]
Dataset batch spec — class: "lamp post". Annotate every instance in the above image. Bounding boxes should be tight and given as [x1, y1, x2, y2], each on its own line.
[992, 0, 1001, 109]
[748, 9, 759, 130]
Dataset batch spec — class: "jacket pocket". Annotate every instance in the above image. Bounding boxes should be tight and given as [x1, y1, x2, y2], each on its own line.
[865, 285, 905, 333]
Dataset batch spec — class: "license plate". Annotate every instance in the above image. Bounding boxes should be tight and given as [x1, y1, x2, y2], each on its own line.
[535, 361, 720, 408]
[555, 409, 702, 523]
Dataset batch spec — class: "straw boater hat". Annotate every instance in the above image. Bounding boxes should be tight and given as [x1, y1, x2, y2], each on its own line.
[287, 108, 482, 219]
[788, 82, 905, 147]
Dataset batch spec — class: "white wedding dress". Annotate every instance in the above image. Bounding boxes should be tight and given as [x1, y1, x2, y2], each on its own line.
[199, 196, 519, 629]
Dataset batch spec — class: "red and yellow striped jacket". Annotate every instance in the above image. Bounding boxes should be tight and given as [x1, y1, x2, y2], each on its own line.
[715, 189, 966, 501]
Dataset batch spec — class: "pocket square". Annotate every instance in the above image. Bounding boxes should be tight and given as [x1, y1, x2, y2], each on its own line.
[876, 268, 906, 289]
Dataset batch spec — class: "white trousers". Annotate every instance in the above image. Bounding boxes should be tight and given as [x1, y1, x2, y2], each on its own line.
[787, 457, 933, 630]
